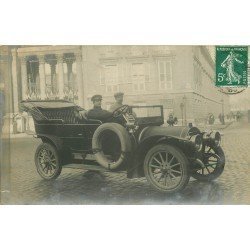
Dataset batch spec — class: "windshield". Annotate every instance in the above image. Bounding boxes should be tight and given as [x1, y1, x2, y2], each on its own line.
[131, 105, 163, 118]
[131, 105, 164, 126]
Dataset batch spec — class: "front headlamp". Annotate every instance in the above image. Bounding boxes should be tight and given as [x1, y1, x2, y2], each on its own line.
[190, 134, 203, 151]
[210, 131, 221, 146]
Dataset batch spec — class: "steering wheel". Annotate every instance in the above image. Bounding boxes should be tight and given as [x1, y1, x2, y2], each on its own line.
[112, 105, 129, 118]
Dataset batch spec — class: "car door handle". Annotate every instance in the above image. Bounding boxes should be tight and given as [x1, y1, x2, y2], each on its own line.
[78, 133, 83, 136]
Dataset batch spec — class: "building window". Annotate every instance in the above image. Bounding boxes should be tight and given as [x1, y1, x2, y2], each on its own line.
[131, 63, 146, 91]
[27, 60, 39, 97]
[45, 62, 58, 98]
[158, 60, 172, 90]
[106, 85, 119, 93]
[100, 64, 119, 92]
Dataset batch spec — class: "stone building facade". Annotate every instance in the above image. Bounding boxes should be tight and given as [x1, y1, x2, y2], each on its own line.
[11, 46, 85, 112]
[0, 46, 12, 125]
[7, 45, 230, 130]
[82, 45, 230, 123]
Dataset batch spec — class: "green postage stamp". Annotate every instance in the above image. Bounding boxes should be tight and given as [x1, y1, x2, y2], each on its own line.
[216, 46, 248, 87]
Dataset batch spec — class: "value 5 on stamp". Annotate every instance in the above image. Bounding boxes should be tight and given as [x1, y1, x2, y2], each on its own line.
[216, 46, 248, 87]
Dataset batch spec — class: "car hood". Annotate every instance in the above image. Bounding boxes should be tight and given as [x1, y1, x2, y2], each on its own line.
[138, 125, 201, 143]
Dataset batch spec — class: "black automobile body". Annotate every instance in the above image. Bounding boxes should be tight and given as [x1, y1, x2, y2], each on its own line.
[21, 100, 225, 193]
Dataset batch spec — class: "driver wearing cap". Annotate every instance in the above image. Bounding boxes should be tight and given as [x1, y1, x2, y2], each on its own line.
[109, 92, 124, 113]
[87, 94, 112, 121]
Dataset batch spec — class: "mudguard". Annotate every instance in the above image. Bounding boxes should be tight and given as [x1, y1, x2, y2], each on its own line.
[36, 134, 64, 151]
[138, 126, 201, 144]
[127, 126, 200, 178]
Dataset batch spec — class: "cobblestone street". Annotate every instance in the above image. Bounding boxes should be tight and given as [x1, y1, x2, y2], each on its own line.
[3, 121, 250, 205]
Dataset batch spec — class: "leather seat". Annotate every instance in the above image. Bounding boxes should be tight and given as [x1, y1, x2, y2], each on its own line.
[41, 108, 81, 124]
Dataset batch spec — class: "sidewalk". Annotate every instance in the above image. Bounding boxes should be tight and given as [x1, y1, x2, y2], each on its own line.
[198, 121, 234, 131]
[2, 130, 34, 139]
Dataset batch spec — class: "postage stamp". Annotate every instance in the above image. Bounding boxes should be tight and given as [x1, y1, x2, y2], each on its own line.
[216, 46, 248, 87]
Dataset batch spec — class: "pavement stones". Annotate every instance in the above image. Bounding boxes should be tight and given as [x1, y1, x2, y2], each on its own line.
[2, 121, 250, 205]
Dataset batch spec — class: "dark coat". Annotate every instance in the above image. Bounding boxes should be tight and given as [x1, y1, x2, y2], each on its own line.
[87, 107, 113, 122]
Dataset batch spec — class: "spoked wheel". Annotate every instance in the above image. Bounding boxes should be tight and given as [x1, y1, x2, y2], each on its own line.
[191, 145, 225, 181]
[35, 143, 62, 180]
[144, 144, 190, 193]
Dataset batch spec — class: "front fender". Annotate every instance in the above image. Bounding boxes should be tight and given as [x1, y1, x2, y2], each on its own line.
[35, 134, 73, 165]
[127, 134, 195, 179]
[36, 134, 64, 151]
[138, 135, 195, 157]
[138, 126, 201, 144]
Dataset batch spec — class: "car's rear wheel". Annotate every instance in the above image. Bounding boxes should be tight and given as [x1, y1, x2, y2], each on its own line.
[35, 143, 62, 180]
[144, 144, 190, 193]
[191, 145, 225, 181]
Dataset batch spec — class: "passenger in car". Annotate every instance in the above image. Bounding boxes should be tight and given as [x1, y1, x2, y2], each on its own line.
[87, 95, 113, 122]
[109, 92, 137, 118]
[109, 92, 124, 112]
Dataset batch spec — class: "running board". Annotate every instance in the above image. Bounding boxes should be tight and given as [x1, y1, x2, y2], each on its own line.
[62, 163, 108, 172]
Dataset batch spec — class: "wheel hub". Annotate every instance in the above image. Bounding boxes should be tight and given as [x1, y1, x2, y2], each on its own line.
[41, 152, 53, 169]
[161, 166, 171, 175]
[44, 157, 51, 164]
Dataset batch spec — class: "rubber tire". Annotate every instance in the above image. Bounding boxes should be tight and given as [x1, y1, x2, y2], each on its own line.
[191, 146, 225, 182]
[35, 143, 62, 180]
[144, 144, 190, 194]
[92, 123, 132, 170]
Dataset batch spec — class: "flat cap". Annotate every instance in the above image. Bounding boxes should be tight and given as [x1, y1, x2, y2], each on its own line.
[91, 94, 102, 102]
[114, 92, 124, 97]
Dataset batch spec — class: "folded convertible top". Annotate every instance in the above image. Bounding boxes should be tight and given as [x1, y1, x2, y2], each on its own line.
[20, 100, 77, 109]
[20, 100, 80, 121]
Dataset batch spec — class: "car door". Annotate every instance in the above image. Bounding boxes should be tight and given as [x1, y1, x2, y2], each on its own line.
[56, 123, 85, 150]
[56, 121, 101, 151]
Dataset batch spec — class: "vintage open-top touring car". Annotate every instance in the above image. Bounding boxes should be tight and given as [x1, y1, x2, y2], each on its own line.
[21, 100, 225, 193]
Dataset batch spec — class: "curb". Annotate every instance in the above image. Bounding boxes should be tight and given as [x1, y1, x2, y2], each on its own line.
[221, 121, 234, 130]
[211, 121, 234, 131]
[2, 132, 35, 139]
[198, 121, 234, 131]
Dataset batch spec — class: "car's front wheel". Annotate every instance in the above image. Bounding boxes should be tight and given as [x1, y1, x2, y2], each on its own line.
[191, 145, 225, 182]
[144, 144, 190, 193]
[35, 143, 62, 180]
